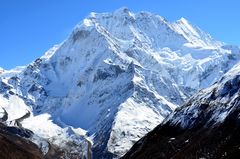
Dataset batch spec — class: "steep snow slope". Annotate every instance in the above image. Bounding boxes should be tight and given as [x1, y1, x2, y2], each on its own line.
[172, 17, 223, 49]
[0, 7, 240, 158]
[123, 62, 240, 159]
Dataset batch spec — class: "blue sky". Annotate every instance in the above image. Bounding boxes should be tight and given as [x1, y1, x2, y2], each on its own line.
[0, 0, 239, 69]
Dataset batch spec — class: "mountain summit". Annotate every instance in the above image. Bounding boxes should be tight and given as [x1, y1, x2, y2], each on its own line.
[0, 8, 239, 158]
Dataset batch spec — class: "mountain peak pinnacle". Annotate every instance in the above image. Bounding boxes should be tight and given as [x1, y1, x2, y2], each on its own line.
[114, 7, 130, 14]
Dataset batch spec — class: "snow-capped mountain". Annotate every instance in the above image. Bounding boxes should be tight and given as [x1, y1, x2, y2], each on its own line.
[0, 67, 4, 74]
[123, 62, 240, 159]
[0, 7, 240, 158]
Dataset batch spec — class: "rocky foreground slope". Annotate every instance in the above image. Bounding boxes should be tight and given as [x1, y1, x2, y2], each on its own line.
[0, 123, 43, 159]
[123, 63, 240, 159]
[1, 8, 240, 158]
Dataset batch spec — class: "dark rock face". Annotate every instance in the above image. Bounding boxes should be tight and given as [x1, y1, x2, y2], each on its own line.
[72, 30, 90, 42]
[122, 111, 240, 159]
[93, 65, 125, 82]
[0, 123, 43, 159]
[0, 81, 12, 93]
